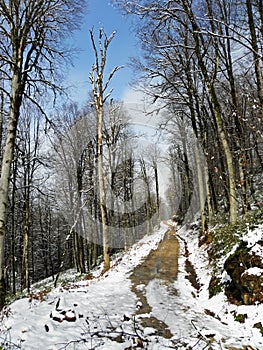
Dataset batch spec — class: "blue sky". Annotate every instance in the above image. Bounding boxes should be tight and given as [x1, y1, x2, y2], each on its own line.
[67, 0, 139, 104]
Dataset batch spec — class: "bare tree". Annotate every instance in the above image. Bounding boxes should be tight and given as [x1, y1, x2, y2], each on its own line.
[113, 0, 243, 224]
[0, 0, 86, 308]
[89, 28, 122, 273]
[52, 104, 97, 274]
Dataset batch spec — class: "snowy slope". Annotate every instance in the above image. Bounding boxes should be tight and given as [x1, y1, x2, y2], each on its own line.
[0, 221, 263, 349]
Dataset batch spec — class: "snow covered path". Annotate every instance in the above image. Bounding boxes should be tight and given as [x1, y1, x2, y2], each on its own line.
[1, 222, 263, 349]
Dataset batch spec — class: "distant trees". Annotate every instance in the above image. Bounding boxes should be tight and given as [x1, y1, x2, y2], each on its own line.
[51, 103, 92, 275]
[113, 0, 263, 228]
[49, 97, 160, 279]
[0, 0, 86, 307]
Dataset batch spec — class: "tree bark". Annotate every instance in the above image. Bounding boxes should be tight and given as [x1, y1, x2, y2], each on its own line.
[97, 106, 110, 272]
[0, 71, 22, 307]
[246, 0, 263, 120]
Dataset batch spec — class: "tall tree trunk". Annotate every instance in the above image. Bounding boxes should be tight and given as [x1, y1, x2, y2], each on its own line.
[0, 71, 22, 308]
[0, 88, 3, 164]
[221, 16, 250, 214]
[89, 29, 121, 273]
[214, 104, 237, 224]
[246, 0, 263, 120]
[185, 2, 237, 223]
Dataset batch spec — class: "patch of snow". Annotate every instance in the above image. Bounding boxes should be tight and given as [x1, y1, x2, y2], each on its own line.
[251, 242, 263, 256]
[221, 270, 231, 283]
[243, 223, 263, 247]
[143, 327, 157, 336]
[135, 284, 146, 291]
[242, 267, 263, 276]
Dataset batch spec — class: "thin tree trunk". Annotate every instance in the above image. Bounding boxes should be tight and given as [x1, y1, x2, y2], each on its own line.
[194, 135, 207, 232]
[204, 154, 214, 225]
[139, 158, 153, 234]
[73, 231, 80, 272]
[239, 154, 249, 213]
[153, 161, 160, 226]
[21, 197, 30, 292]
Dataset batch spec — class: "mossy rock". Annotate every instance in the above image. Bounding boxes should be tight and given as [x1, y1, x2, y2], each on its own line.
[241, 272, 263, 293]
[208, 207, 263, 274]
[224, 241, 263, 304]
[207, 207, 263, 305]
[207, 222, 245, 272]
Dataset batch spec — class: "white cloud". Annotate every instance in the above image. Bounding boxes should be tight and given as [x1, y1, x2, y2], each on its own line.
[121, 87, 163, 128]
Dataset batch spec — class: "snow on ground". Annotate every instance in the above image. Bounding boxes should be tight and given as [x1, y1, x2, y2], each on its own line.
[0, 221, 263, 349]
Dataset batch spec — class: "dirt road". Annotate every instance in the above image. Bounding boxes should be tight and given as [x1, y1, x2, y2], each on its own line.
[129, 224, 179, 338]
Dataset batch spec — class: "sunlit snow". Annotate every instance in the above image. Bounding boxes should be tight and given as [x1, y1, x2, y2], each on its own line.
[0, 221, 263, 349]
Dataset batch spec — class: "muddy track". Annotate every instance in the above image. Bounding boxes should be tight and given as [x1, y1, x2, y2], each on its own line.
[129, 225, 179, 338]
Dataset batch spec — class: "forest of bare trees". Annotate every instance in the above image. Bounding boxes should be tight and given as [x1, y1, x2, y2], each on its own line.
[0, 0, 262, 309]
[114, 0, 263, 226]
